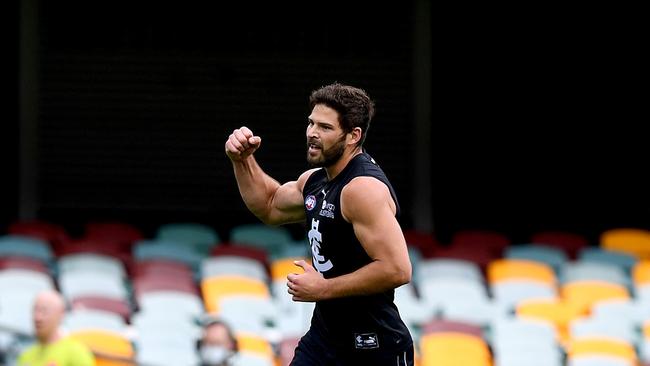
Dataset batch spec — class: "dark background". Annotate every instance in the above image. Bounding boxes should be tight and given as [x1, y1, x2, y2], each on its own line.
[4, 1, 647, 244]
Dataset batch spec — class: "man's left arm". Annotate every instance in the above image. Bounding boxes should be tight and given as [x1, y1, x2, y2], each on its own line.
[288, 177, 412, 301]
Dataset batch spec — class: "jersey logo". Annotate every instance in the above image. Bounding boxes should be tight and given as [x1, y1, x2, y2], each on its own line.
[308, 218, 333, 272]
[355, 333, 380, 349]
[319, 199, 335, 219]
[305, 195, 317, 211]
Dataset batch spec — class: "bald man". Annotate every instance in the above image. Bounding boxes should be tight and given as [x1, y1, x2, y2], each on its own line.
[18, 290, 95, 366]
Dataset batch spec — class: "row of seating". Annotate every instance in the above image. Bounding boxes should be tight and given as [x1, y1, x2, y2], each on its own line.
[401, 227, 650, 366]
[1, 220, 314, 366]
[2, 220, 650, 365]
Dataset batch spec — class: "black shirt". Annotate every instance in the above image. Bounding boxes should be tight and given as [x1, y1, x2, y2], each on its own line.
[302, 152, 412, 353]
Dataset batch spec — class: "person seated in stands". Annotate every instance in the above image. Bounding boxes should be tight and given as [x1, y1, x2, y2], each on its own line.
[199, 318, 239, 366]
[18, 290, 95, 366]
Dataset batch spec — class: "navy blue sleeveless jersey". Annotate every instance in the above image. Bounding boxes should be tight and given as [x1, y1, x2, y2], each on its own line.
[301, 152, 412, 354]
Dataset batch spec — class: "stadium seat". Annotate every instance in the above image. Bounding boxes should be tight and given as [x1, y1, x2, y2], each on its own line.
[132, 258, 194, 281]
[211, 244, 270, 271]
[155, 222, 220, 255]
[422, 319, 484, 338]
[131, 310, 201, 341]
[68, 329, 134, 366]
[201, 255, 269, 283]
[505, 244, 568, 273]
[561, 280, 630, 314]
[488, 259, 556, 286]
[58, 253, 127, 280]
[201, 275, 270, 313]
[516, 298, 585, 345]
[633, 260, 650, 287]
[133, 239, 203, 272]
[56, 238, 131, 267]
[433, 243, 496, 275]
[0, 290, 39, 336]
[394, 283, 433, 331]
[59, 270, 129, 302]
[578, 248, 638, 273]
[600, 228, 650, 260]
[420, 331, 492, 366]
[0, 268, 54, 294]
[63, 309, 128, 333]
[590, 299, 649, 330]
[216, 296, 278, 335]
[418, 277, 493, 326]
[135, 330, 200, 366]
[235, 332, 276, 364]
[84, 221, 144, 251]
[560, 262, 631, 289]
[7, 220, 70, 252]
[566, 337, 637, 366]
[403, 229, 439, 258]
[491, 317, 562, 366]
[451, 229, 511, 257]
[133, 275, 199, 299]
[530, 230, 589, 260]
[569, 316, 637, 345]
[70, 296, 131, 322]
[136, 290, 204, 319]
[491, 280, 556, 314]
[229, 223, 294, 258]
[0, 256, 49, 274]
[0, 235, 54, 265]
[415, 257, 484, 284]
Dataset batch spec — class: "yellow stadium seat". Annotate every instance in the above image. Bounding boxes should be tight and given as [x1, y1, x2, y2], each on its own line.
[200, 275, 270, 313]
[516, 298, 584, 345]
[271, 257, 307, 281]
[633, 260, 650, 285]
[567, 337, 637, 364]
[236, 331, 275, 358]
[68, 329, 134, 366]
[419, 332, 491, 366]
[601, 228, 650, 260]
[488, 259, 556, 286]
[561, 280, 629, 314]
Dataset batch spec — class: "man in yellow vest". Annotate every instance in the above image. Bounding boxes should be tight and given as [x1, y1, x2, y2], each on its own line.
[18, 290, 95, 366]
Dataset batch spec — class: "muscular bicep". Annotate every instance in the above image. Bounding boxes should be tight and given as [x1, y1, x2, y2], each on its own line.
[341, 178, 411, 277]
[266, 169, 318, 225]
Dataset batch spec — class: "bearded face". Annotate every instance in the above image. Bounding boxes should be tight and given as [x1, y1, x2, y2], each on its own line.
[306, 133, 347, 168]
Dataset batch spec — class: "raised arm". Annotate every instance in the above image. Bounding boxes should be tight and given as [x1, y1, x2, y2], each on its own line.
[225, 126, 315, 226]
[288, 176, 412, 301]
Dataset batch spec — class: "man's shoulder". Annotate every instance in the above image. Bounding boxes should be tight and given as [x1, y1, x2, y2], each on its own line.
[18, 337, 94, 365]
[17, 343, 40, 362]
[59, 336, 95, 363]
[301, 168, 326, 189]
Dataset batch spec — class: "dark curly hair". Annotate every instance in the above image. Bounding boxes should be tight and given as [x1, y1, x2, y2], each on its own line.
[309, 82, 375, 147]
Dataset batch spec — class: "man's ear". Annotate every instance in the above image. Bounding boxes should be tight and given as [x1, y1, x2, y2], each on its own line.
[348, 127, 362, 145]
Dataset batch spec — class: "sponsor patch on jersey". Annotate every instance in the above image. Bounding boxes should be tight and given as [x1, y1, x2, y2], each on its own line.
[319, 199, 335, 218]
[305, 195, 317, 211]
[354, 333, 379, 349]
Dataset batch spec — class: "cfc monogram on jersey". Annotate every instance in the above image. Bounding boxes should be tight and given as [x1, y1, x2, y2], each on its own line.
[308, 218, 333, 272]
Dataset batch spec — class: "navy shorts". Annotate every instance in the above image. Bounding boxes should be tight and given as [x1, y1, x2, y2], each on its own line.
[290, 329, 414, 366]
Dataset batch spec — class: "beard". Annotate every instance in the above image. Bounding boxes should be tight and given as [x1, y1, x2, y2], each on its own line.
[306, 134, 346, 168]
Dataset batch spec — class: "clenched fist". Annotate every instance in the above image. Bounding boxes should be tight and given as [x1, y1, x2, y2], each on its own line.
[225, 126, 262, 162]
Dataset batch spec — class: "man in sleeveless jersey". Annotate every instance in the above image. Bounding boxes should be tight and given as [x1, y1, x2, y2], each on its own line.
[225, 82, 414, 365]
